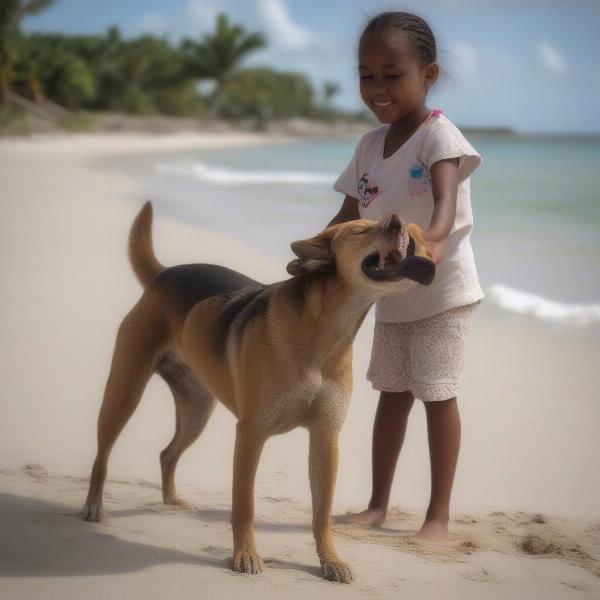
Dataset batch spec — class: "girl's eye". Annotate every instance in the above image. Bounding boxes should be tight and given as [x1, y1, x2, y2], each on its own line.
[359, 74, 403, 80]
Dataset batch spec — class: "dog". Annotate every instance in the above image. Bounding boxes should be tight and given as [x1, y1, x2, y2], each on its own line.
[82, 201, 435, 583]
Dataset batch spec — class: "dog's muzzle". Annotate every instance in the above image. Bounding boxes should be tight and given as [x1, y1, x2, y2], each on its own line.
[361, 214, 436, 285]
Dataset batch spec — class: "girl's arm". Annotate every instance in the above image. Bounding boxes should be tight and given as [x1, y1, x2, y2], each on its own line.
[424, 157, 459, 264]
[327, 195, 360, 227]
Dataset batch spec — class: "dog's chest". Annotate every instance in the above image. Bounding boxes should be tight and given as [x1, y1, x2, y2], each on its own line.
[260, 368, 343, 434]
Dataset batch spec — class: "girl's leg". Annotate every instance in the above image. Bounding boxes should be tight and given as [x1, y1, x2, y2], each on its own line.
[337, 390, 414, 526]
[415, 396, 461, 542]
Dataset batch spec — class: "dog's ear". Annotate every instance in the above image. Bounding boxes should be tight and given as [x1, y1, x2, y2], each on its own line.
[286, 228, 336, 276]
[286, 257, 336, 276]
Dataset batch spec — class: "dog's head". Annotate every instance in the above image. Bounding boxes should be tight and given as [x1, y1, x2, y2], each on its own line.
[286, 214, 435, 296]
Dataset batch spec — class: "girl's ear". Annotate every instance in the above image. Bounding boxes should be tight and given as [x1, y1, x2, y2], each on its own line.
[286, 227, 338, 276]
[424, 62, 439, 92]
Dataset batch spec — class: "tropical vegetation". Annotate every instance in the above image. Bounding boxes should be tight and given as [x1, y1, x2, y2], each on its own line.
[1, 5, 367, 128]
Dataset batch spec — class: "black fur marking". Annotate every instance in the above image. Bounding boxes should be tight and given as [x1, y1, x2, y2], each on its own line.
[152, 264, 264, 315]
[215, 286, 271, 357]
[151, 263, 271, 358]
[282, 272, 308, 309]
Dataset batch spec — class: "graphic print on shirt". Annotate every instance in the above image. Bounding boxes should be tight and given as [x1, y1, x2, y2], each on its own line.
[406, 159, 431, 196]
[357, 172, 381, 208]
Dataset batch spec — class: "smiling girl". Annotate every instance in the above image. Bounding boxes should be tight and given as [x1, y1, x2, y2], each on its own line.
[327, 11, 484, 542]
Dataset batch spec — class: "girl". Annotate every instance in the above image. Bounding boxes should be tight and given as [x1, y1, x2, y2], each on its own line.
[328, 11, 484, 542]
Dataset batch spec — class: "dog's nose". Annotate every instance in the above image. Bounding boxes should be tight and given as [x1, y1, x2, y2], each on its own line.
[382, 213, 403, 235]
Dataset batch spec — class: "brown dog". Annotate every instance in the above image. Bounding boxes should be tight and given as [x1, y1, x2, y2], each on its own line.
[82, 201, 435, 583]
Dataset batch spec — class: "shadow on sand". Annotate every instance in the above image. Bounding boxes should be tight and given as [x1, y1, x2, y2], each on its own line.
[0, 492, 320, 579]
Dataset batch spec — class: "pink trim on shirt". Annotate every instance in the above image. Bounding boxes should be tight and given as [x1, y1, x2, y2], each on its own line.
[426, 108, 443, 122]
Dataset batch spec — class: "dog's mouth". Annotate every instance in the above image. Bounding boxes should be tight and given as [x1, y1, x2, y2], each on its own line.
[361, 235, 435, 286]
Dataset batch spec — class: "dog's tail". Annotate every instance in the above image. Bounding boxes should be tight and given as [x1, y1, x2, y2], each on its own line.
[128, 200, 164, 288]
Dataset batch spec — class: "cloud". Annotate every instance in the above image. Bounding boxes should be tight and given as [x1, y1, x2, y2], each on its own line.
[134, 0, 223, 40]
[257, 0, 313, 50]
[537, 40, 567, 74]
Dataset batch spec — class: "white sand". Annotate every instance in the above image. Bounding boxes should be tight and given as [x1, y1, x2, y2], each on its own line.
[1, 133, 599, 599]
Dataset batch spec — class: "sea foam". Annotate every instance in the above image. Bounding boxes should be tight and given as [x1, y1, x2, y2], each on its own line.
[487, 284, 600, 326]
[157, 162, 336, 185]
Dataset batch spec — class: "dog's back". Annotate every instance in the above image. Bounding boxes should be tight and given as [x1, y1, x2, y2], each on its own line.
[129, 201, 261, 293]
[129, 201, 272, 356]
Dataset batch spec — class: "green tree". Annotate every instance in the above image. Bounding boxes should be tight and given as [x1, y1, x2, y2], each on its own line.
[53, 55, 95, 109]
[0, 0, 54, 105]
[322, 80, 340, 109]
[220, 68, 315, 120]
[181, 12, 266, 116]
[16, 33, 96, 109]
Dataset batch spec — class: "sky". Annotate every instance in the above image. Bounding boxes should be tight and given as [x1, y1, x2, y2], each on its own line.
[22, 0, 600, 134]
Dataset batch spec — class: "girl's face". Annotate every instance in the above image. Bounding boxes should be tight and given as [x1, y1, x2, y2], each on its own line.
[358, 31, 438, 124]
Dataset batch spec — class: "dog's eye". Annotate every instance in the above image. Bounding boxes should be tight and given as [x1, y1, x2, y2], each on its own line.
[353, 229, 370, 235]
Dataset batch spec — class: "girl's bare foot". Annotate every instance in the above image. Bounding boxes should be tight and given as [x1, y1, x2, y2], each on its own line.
[413, 517, 449, 542]
[335, 507, 386, 526]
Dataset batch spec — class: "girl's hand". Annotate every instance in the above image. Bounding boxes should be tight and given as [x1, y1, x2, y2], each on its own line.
[423, 231, 448, 265]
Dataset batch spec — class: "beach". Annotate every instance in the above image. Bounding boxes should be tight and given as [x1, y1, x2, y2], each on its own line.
[1, 132, 599, 599]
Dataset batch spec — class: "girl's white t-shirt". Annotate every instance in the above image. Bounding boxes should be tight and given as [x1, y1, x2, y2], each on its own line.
[333, 111, 485, 323]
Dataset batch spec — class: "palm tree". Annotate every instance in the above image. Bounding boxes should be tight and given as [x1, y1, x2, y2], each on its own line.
[322, 80, 340, 109]
[0, 0, 54, 105]
[181, 12, 266, 116]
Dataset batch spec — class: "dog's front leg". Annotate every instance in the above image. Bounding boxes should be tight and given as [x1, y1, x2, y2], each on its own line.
[231, 423, 266, 575]
[309, 427, 353, 583]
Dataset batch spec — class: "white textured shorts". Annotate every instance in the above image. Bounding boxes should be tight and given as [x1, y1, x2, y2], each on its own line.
[366, 300, 481, 402]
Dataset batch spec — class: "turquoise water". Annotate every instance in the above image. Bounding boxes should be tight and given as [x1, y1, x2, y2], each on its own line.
[101, 133, 600, 337]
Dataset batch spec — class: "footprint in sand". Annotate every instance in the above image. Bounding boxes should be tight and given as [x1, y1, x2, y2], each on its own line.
[530, 513, 546, 524]
[559, 581, 590, 593]
[262, 496, 292, 503]
[202, 545, 230, 560]
[454, 515, 478, 524]
[22, 463, 48, 481]
[403, 533, 480, 563]
[459, 539, 479, 555]
[462, 566, 497, 584]
[521, 533, 557, 555]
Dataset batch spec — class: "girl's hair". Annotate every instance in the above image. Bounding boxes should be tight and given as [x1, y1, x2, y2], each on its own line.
[360, 12, 437, 66]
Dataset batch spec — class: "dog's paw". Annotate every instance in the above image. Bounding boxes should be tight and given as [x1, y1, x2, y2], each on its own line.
[232, 549, 264, 575]
[82, 503, 103, 522]
[320, 558, 353, 583]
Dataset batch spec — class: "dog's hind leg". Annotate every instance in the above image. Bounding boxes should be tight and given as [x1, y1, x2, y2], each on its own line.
[82, 304, 163, 522]
[156, 351, 216, 508]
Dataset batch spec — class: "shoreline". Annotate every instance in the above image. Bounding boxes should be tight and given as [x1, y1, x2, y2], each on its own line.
[2, 110, 598, 139]
[2, 130, 596, 342]
[0, 130, 296, 157]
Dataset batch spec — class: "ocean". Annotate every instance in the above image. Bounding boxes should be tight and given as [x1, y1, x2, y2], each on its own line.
[100, 132, 600, 339]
